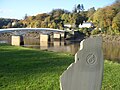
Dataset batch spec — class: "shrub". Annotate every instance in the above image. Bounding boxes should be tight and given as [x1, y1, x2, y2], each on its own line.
[91, 29, 101, 35]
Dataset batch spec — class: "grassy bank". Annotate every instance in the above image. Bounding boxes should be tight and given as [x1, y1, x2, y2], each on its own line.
[0, 44, 120, 90]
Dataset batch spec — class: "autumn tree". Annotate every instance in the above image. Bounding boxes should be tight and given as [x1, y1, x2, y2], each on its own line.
[61, 13, 69, 23]
[50, 9, 65, 18]
[24, 14, 28, 20]
[112, 12, 120, 34]
[87, 7, 96, 21]
[7, 22, 12, 28]
[92, 6, 116, 33]
[35, 21, 41, 28]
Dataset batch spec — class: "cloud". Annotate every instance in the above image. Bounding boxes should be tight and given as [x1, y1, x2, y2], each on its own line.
[0, 8, 13, 13]
[0, 9, 4, 13]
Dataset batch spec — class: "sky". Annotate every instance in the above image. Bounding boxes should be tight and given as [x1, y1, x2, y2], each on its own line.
[0, 0, 115, 19]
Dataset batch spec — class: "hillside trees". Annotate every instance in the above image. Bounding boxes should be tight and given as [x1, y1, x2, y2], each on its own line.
[2, 1, 120, 35]
[76, 4, 85, 12]
[0, 18, 17, 28]
[72, 5, 77, 13]
[0, 4, 88, 29]
[112, 12, 120, 34]
[20, 7, 87, 29]
[91, 2, 120, 35]
[87, 7, 96, 21]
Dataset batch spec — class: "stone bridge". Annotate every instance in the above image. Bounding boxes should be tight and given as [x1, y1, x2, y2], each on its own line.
[0, 28, 65, 34]
[0, 28, 66, 46]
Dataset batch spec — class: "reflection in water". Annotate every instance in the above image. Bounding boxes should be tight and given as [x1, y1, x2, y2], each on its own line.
[24, 37, 40, 45]
[103, 43, 120, 63]
[40, 41, 48, 50]
[48, 43, 80, 55]
[0, 37, 120, 63]
[23, 38, 120, 63]
[23, 38, 80, 55]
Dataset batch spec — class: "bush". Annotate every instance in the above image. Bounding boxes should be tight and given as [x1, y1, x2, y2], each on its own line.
[91, 29, 101, 35]
[79, 28, 91, 36]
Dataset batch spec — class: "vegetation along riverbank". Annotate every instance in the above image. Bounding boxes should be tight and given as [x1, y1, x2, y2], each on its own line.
[0, 44, 120, 90]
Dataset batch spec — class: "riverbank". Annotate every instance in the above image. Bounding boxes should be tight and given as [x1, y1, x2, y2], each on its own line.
[91, 34, 120, 43]
[0, 44, 120, 90]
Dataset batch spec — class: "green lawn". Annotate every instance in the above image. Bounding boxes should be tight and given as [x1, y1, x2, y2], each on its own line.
[0, 44, 120, 90]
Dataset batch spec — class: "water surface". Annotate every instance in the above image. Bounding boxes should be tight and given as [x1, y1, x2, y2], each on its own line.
[0, 37, 120, 63]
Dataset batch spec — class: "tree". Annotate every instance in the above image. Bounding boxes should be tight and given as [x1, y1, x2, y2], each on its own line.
[74, 4, 85, 13]
[80, 4, 85, 11]
[7, 22, 12, 28]
[73, 13, 83, 27]
[50, 9, 65, 18]
[35, 21, 41, 28]
[44, 16, 51, 23]
[36, 13, 49, 21]
[92, 6, 116, 32]
[87, 7, 96, 18]
[24, 14, 28, 20]
[61, 13, 69, 23]
[30, 21, 35, 28]
[50, 22, 57, 28]
[115, 0, 120, 3]
[41, 21, 48, 28]
[80, 11, 88, 22]
[112, 12, 120, 34]
[72, 5, 77, 13]
[77, 4, 81, 13]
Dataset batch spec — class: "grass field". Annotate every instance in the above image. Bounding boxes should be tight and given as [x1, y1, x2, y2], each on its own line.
[0, 44, 120, 90]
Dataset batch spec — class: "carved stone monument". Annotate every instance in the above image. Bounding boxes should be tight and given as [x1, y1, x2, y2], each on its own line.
[60, 36, 104, 90]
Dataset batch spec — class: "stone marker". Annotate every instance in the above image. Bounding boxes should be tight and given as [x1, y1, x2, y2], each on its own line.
[11, 35, 24, 46]
[60, 36, 104, 90]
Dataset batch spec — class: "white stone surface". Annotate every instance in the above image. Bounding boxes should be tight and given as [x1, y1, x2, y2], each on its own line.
[61, 33, 65, 38]
[40, 34, 48, 42]
[54, 41, 60, 46]
[53, 33, 61, 39]
[60, 36, 104, 90]
[11, 36, 21, 46]
[40, 41, 48, 50]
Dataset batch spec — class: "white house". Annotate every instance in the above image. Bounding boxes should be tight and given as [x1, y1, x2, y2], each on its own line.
[64, 24, 72, 28]
[64, 24, 76, 28]
[12, 21, 18, 27]
[79, 22, 94, 28]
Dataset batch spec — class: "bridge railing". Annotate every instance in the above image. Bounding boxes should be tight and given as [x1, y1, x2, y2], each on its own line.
[0, 28, 65, 33]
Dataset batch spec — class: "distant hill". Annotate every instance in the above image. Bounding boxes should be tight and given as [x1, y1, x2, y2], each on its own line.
[0, 18, 19, 29]
[89, 1, 120, 35]
[1, 1, 120, 35]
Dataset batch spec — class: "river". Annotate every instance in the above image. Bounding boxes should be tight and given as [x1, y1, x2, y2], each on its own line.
[0, 37, 120, 63]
